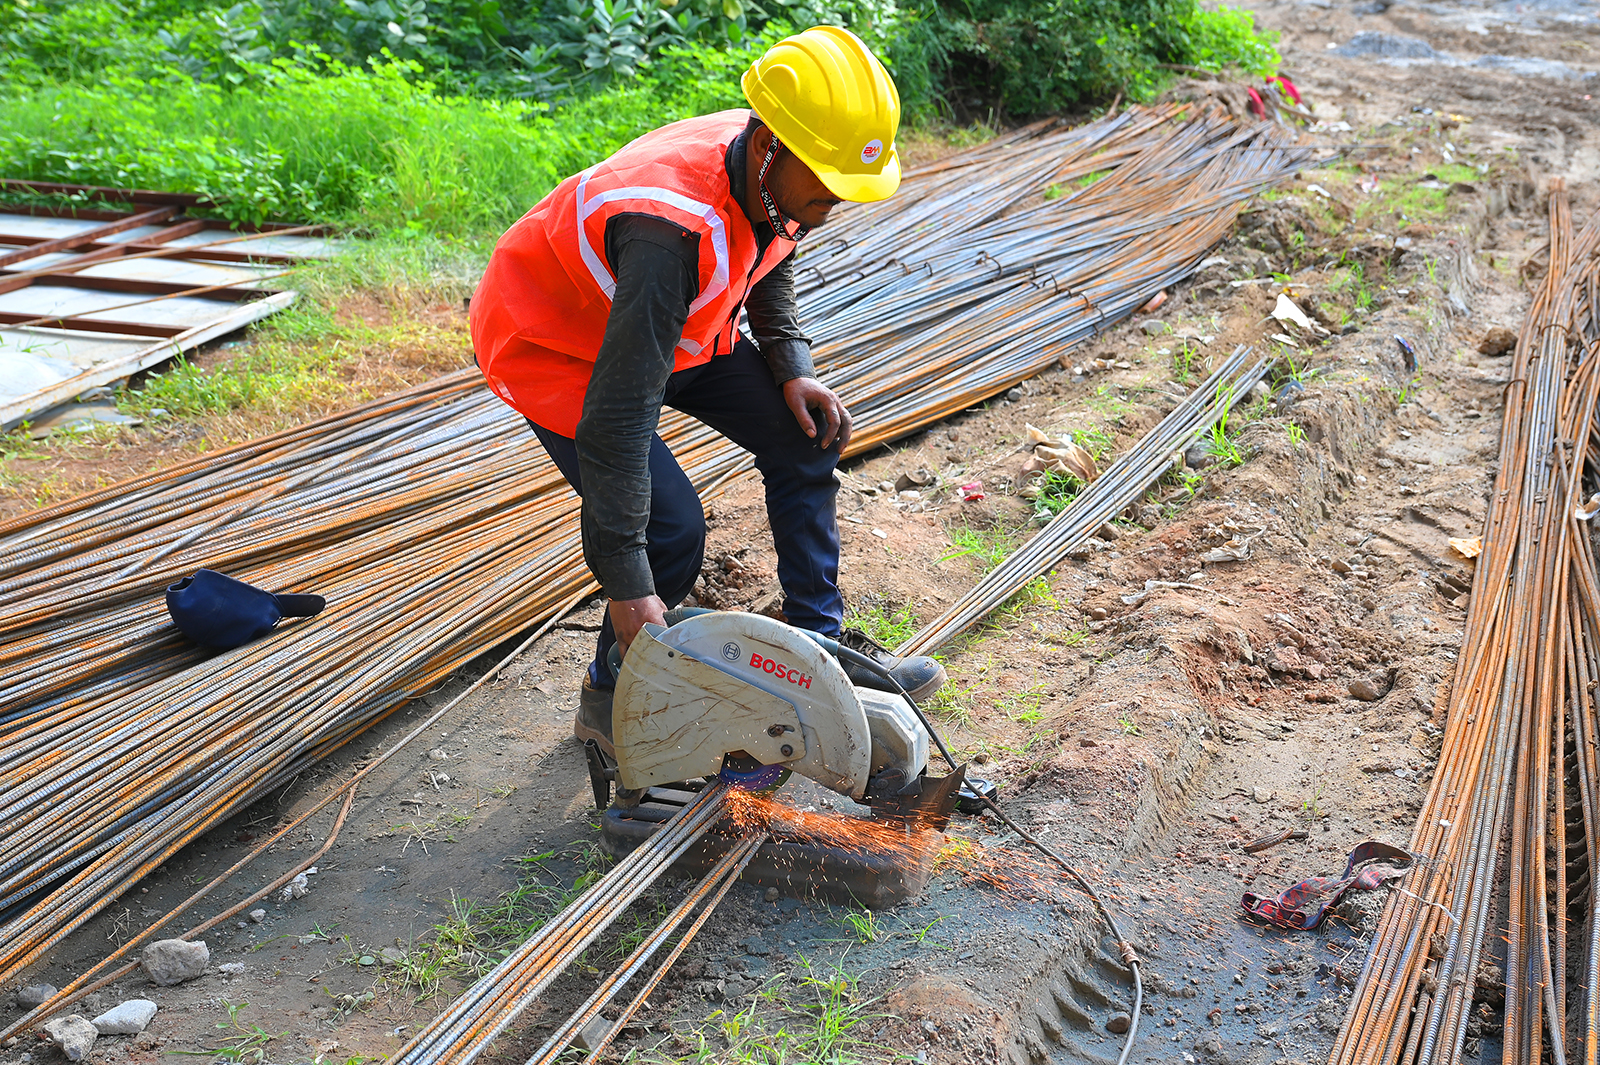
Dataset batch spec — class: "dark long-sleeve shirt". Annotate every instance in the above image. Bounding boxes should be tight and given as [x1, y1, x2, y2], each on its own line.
[572, 121, 815, 601]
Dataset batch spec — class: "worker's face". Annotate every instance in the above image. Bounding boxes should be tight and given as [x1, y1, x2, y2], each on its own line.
[752, 125, 844, 229]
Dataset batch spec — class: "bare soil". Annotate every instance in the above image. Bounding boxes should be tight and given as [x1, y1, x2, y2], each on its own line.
[7, 7, 1600, 1062]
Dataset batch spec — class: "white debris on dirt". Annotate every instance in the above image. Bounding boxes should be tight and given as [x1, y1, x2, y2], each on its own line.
[91, 1000, 158, 1035]
[42, 1015, 97, 1060]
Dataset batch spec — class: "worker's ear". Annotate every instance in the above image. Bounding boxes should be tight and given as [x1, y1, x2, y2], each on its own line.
[750, 123, 772, 156]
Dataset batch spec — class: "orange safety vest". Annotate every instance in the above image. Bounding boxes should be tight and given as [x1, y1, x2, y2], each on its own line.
[470, 109, 793, 437]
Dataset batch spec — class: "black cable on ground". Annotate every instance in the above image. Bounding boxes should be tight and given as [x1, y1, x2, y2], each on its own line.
[833, 644, 1144, 1065]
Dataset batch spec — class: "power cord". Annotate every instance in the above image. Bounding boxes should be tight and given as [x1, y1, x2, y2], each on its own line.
[833, 644, 1145, 1065]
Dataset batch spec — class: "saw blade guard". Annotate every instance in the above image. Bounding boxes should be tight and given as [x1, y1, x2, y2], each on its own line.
[613, 612, 873, 799]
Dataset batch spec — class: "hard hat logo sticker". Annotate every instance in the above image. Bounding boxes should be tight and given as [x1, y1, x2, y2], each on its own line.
[860, 139, 883, 165]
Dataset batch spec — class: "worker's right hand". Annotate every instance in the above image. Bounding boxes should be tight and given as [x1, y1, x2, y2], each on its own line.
[609, 595, 668, 657]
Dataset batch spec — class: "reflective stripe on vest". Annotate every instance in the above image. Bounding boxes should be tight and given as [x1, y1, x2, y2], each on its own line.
[469, 110, 788, 437]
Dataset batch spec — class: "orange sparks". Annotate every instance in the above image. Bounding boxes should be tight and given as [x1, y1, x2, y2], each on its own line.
[720, 789, 1080, 901]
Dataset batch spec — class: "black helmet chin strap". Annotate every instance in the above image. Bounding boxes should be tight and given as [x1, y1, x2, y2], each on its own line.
[757, 135, 810, 243]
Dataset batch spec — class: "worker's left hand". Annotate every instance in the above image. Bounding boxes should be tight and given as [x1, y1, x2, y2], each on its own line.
[783, 377, 853, 452]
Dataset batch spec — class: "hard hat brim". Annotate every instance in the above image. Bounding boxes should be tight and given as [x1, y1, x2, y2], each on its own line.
[809, 149, 902, 203]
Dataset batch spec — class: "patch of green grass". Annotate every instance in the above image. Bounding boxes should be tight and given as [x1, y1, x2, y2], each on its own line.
[939, 522, 1017, 573]
[169, 1001, 284, 1064]
[1390, 372, 1423, 405]
[1173, 340, 1202, 386]
[843, 599, 919, 648]
[1285, 422, 1306, 448]
[994, 575, 1057, 621]
[1204, 388, 1247, 467]
[998, 683, 1047, 725]
[837, 908, 881, 944]
[386, 843, 613, 1001]
[640, 958, 892, 1065]
[1027, 470, 1082, 522]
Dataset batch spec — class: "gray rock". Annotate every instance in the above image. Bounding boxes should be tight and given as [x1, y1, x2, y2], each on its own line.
[1478, 326, 1516, 356]
[570, 1014, 613, 1051]
[91, 1000, 157, 1036]
[379, 947, 406, 963]
[1253, 786, 1274, 804]
[247, 909, 266, 924]
[42, 1016, 97, 1061]
[1140, 319, 1167, 336]
[16, 983, 56, 1009]
[1349, 677, 1383, 701]
[1183, 447, 1215, 470]
[1105, 1012, 1132, 1034]
[1334, 31, 1449, 60]
[744, 937, 772, 957]
[763, 887, 779, 903]
[218, 963, 245, 976]
[141, 939, 209, 986]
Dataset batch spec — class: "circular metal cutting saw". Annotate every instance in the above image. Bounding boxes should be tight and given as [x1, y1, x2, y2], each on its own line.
[585, 611, 965, 826]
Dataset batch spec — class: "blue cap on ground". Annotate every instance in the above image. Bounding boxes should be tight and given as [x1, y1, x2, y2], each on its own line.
[165, 569, 326, 649]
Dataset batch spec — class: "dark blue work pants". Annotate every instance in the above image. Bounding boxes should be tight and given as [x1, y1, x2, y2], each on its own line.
[528, 337, 842, 685]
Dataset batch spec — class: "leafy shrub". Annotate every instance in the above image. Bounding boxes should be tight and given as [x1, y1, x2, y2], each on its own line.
[0, 33, 769, 228]
[0, 0, 1278, 230]
[896, 0, 1280, 120]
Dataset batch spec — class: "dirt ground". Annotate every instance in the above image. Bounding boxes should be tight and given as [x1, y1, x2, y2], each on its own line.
[7, 3, 1600, 1062]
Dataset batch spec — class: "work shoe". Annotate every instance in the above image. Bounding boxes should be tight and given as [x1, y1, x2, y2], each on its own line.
[839, 629, 947, 702]
[575, 677, 615, 758]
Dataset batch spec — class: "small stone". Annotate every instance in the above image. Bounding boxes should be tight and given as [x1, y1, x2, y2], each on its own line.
[428, 748, 448, 760]
[218, 963, 245, 977]
[1094, 522, 1121, 542]
[1253, 786, 1274, 804]
[1478, 326, 1516, 356]
[44, 1017, 97, 1061]
[1087, 606, 1108, 621]
[1350, 678, 1383, 701]
[744, 937, 772, 957]
[1079, 738, 1099, 748]
[141, 939, 209, 986]
[380, 947, 406, 963]
[91, 1000, 158, 1036]
[876, 481, 894, 494]
[1184, 446, 1215, 470]
[1106, 1012, 1132, 1034]
[16, 983, 56, 1009]
[569, 1015, 613, 1051]
[894, 469, 936, 492]
[764, 888, 780, 903]
[1331, 558, 1352, 574]
[1140, 319, 1167, 336]
[248, 909, 266, 924]
[898, 490, 922, 502]
[946, 429, 960, 443]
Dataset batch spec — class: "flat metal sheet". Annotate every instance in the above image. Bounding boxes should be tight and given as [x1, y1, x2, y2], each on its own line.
[0, 203, 327, 429]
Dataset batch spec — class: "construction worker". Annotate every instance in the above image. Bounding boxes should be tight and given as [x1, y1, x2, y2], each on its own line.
[470, 26, 946, 755]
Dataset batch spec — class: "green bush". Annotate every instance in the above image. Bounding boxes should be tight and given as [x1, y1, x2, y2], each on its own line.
[0, 34, 765, 228]
[0, 0, 1277, 231]
[897, 0, 1279, 120]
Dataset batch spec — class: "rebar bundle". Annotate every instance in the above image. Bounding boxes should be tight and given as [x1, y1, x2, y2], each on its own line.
[0, 104, 1304, 1009]
[1331, 180, 1600, 1064]
[899, 344, 1271, 655]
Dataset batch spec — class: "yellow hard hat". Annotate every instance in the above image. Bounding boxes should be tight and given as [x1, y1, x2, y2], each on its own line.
[741, 26, 901, 203]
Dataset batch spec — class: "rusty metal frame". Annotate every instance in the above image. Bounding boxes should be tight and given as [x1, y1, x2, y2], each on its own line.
[0, 179, 328, 428]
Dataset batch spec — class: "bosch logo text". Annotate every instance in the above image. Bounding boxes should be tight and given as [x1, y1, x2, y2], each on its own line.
[750, 652, 812, 689]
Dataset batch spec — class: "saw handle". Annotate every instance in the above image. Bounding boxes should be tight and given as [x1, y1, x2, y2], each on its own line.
[604, 606, 717, 680]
